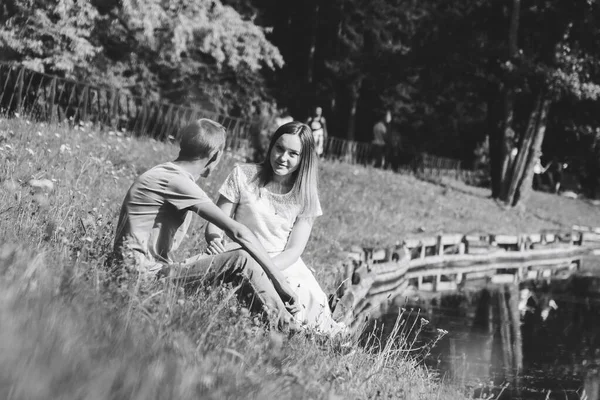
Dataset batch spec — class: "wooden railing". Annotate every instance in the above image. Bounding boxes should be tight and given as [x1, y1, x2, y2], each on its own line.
[323, 135, 473, 180]
[0, 62, 475, 180]
[334, 226, 600, 330]
[0, 62, 253, 152]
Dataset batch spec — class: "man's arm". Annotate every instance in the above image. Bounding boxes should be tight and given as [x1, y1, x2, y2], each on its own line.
[191, 201, 298, 306]
[205, 195, 235, 253]
[207, 196, 313, 270]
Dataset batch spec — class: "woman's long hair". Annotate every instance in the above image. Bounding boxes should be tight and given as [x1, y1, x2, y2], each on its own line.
[259, 121, 320, 215]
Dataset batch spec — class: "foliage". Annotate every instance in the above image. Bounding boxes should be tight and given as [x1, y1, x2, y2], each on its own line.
[0, 0, 283, 117]
[4, 0, 600, 193]
[0, 0, 100, 76]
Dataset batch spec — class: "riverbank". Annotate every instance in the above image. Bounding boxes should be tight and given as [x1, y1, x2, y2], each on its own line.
[1, 116, 599, 399]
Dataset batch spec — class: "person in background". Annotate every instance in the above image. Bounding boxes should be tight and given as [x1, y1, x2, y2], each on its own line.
[371, 110, 392, 169]
[532, 154, 552, 191]
[113, 118, 300, 330]
[306, 106, 328, 158]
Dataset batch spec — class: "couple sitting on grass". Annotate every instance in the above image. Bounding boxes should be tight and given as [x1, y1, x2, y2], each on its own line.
[113, 118, 346, 336]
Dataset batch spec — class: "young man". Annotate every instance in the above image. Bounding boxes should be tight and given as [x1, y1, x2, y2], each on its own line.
[113, 118, 299, 328]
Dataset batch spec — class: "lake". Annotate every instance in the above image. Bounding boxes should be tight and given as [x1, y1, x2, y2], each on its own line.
[373, 256, 600, 399]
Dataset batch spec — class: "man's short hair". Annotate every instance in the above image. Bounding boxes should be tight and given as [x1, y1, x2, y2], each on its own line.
[177, 118, 226, 160]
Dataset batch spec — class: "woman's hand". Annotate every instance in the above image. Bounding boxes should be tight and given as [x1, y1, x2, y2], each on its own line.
[205, 237, 227, 255]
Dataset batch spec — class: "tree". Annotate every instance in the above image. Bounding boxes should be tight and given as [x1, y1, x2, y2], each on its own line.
[0, 0, 284, 117]
[0, 0, 100, 77]
[499, 0, 600, 206]
[94, 0, 284, 116]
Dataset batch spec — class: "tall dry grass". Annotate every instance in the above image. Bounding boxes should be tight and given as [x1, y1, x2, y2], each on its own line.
[0, 117, 471, 399]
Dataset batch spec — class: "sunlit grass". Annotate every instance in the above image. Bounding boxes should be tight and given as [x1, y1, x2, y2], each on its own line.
[0, 117, 472, 399]
[2, 116, 598, 399]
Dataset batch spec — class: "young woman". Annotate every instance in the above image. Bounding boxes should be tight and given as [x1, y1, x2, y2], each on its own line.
[205, 121, 345, 336]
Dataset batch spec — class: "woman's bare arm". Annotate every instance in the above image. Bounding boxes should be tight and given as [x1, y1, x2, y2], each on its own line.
[271, 217, 314, 270]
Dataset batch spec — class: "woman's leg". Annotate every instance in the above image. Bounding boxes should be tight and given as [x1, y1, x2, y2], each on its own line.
[282, 259, 346, 335]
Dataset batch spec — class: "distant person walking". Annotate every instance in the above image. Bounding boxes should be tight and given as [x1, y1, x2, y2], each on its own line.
[371, 111, 391, 169]
[306, 106, 328, 158]
[532, 155, 552, 191]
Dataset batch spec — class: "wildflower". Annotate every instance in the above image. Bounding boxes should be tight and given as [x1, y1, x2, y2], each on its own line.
[25, 148, 35, 156]
[239, 307, 250, 317]
[437, 328, 448, 336]
[54, 133, 60, 138]
[47, 149, 51, 153]
[37, 131, 43, 136]
[268, 331, 284, 355]
[2, 180, 19, 193]
[33, 194, 49, 207]
[28, 179, 54, 193]
[420, 318, 429, 326]
[14, 112, 20, 118]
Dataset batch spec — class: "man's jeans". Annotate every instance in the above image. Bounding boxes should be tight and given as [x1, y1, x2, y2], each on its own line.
[170, 249, 294, 329]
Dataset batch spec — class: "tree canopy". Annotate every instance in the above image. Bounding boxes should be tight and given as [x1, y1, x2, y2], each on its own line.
[2, 0, 600, 202]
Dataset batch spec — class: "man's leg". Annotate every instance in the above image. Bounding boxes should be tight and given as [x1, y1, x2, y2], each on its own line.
[173, 250, 296, 330]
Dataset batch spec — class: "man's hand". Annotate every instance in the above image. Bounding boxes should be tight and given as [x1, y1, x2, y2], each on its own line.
[284, 295, 301, 315]
[205, 238, 227, 255]
[275, 282, 301, 315]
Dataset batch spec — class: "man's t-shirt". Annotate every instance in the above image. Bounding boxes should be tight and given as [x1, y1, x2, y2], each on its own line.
[372, 121, 387, 146]
[113, 162, 212, 273]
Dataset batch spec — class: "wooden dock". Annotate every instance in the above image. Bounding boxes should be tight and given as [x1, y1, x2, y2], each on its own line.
[335, 226, 600, 329]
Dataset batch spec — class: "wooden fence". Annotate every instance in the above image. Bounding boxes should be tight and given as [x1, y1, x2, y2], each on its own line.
[0, 62, 473, 179]
[323, 135, 473, 180]
[0, 62, 253, 152]
[333, 225, 600, 330]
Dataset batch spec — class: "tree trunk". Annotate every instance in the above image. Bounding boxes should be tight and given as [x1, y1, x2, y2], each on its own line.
[511, 94, 551, 207]
[504, 90, 545, 204]
[498, 0, 521, 198]
[346, 77, 363, 140]
[306, 0, 320, 84]
[488, 78, 504, 198]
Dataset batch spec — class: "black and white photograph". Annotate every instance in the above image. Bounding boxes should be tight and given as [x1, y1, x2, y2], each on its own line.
[1, 0, 600, 399]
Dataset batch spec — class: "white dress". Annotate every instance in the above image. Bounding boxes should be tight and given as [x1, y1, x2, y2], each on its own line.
[219, 164, 345, 335]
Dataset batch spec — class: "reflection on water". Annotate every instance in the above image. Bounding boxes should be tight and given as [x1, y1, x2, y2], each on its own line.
[376, 256, 600, 399]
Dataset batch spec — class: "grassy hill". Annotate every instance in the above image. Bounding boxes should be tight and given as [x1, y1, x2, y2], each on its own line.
[1, 116, 598, 399]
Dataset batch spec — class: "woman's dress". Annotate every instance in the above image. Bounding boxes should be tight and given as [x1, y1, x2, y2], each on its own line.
[218, 164, 345, 335]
